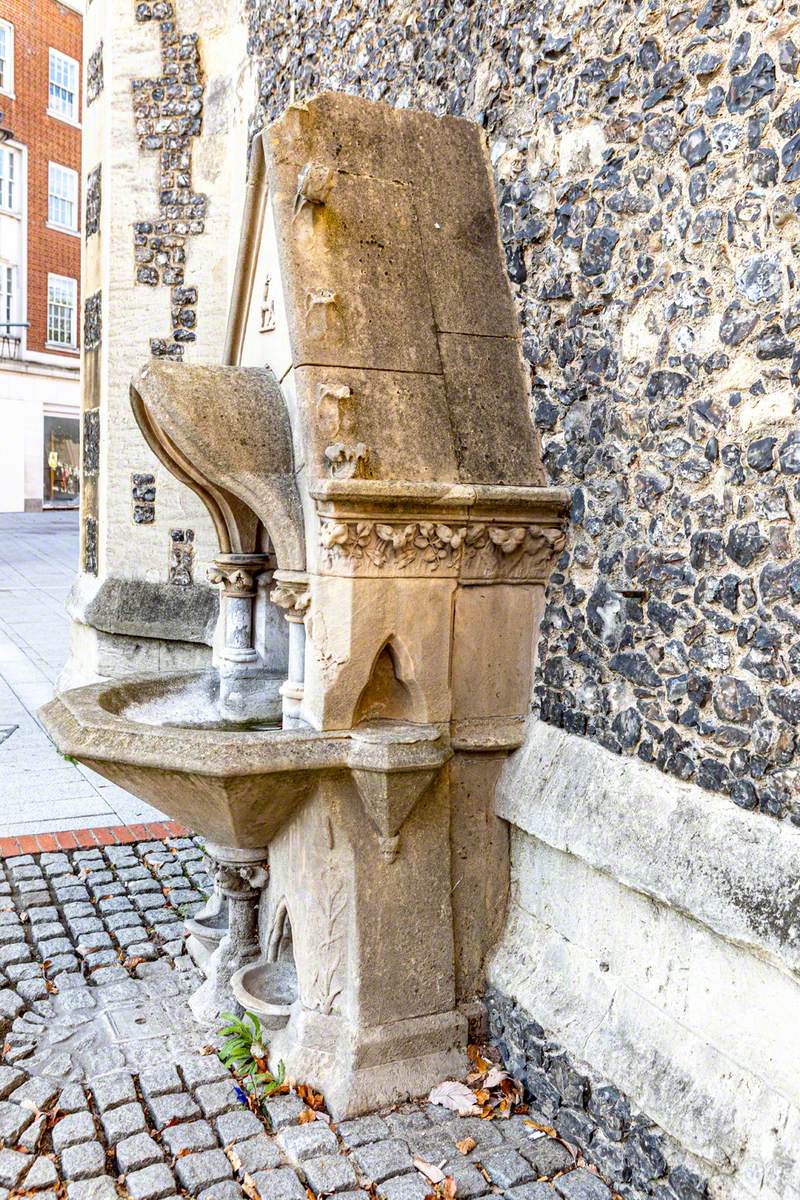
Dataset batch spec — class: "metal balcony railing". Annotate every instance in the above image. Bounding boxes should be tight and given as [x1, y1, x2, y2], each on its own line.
[0, 322, 29, 360]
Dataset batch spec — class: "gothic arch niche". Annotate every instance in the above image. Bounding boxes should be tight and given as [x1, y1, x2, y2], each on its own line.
[267, 899, 294, 964]
[353, 638, 424, 725]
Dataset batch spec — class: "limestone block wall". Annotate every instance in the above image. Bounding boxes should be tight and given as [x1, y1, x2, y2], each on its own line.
[67, 0, 253, 684]
[240, 2, 800, 1197]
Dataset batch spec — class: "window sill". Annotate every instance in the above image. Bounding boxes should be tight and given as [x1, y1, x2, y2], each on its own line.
[46, 222, 80, 238]
[0, 89, 15, 101]
[0, 205, 21, 219]
[45, 341, 79, 354]
[46, 109, 81, 130]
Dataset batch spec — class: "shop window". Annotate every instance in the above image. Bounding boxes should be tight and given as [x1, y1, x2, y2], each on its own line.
[48, 162, 78, 231]
[0, 21, 13, 96]
[43, 415, 80, 507]
[47, 274, 77, 347]
[48, 49, 78, 123]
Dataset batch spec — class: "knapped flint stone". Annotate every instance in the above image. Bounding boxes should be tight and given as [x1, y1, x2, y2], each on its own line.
[586, 1083, 630, 1140]
[642, 116, 678, 154]
[669, 1162, 709, 1199]
[646, 370, 689, 399]
[679, 127, 711, 166]
[609, 652, 662, 689]
[767, 687, 800, 724]
[747, 437, 777, 471]
[735, 254, 783, 304]
[749, 148, 779, 186]
[624, 1125, 668, 1184]
[727, 53, 775, 113]
[579, 227, 619, 276]
[728, 30, 751, 72]
[726, 521, 769, 567]
[779, 433, 800, 474]
[712, 677, 761, 723]
[696, 0, 728, 27]
[755, 325, 795, 359]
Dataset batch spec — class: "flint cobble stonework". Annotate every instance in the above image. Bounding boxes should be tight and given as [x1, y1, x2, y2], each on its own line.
[0, 839, 618, 1199]
[486, 989, 709, 1200]
[244, 0, 800, 823]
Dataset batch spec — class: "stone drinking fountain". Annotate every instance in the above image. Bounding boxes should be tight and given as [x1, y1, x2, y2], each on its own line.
[41, 92, 568, 1117]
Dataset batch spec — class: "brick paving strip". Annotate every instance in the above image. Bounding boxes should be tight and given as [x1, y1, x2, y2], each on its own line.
[0, 835, 617, 1200]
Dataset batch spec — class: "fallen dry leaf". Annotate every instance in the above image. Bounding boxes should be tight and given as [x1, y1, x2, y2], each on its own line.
[298, 1109, 316, 1125]
[200, 1045, 216, 1056]
[414, 1158, 445, 1185]
[296, 1083, 325, 1111]
[482, 1068, 507, 1089]
[455, 1137, 476, 1155]
[428, 1081, 481, 1116]
[443, 1176, 457, 1200]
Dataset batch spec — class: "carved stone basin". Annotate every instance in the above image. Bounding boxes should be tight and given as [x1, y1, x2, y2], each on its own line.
[39, 671, 347, 849]
[230, 959, 298, 1028]
[39, 674, 450, 850]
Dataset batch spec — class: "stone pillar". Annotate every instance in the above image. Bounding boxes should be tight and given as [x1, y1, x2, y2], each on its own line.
[270, 572, 310, 727]
[189, 844, 268, 1023]
[61, 0, 253, 691]
[209, 554, 271, 721]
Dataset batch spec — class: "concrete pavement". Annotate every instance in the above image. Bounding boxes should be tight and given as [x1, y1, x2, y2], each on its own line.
[0, 510, 165, 836]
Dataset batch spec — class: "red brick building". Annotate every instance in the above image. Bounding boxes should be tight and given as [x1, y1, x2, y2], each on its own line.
[0, 0, 82, 511]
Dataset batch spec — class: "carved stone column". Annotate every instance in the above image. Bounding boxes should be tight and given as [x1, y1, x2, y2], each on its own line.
[270, 571, 310, 728]
[209, 553, 272, 721]
[189, 844, 269, 1023]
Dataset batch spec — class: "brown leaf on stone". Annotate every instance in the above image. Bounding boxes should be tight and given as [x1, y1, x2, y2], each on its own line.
[298, 1109, 316, 1125]
[524, 1120, 557, 1139]
[443, 1176, 457, 1200]
[226, 1148, 242, 1172]
[44, 981, 58, 995]
[455, 1138, 476, 1156]
[200, 1045, 216, 1056]
[296, 1083, 325, 1111]
[242, 1172, 261, 1200]
[124, 957, 147, 970]
[175, 1148, 193, 1158]
[414, 1159, 445, 1185]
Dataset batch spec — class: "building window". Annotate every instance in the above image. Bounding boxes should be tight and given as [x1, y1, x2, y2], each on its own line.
[48, 49, 78, 122]
[0, 21, 13, 96]
[48, 162, 78, 231]
[47, 274, 77, 347]
[1, 265, 15, 333]
[0, 145, 18, 212]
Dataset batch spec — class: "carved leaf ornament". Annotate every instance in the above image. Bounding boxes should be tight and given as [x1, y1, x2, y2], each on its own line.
[320, 519, 566, 577]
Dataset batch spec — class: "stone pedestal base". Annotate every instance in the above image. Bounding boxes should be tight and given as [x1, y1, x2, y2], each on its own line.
[269, 1007, 468, 1120]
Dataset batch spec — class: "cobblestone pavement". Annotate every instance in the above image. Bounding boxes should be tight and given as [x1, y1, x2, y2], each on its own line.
[0, 512, 165, 837]
[0, 836, 617, 1200]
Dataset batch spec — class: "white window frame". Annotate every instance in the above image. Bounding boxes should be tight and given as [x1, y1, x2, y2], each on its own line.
[0, 20, 13, 98]
[48, 48, 79, 125]
[0, 144, 19, 213]
[47, 162, 79, 233]
[0, 264, 16, 333]
[46, 273, 77, 349]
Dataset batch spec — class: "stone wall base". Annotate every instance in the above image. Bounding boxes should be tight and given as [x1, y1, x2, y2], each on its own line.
[486, 986, 709, 1200]
[487, 721, 800, 1200]
[59, 614, 212, 692]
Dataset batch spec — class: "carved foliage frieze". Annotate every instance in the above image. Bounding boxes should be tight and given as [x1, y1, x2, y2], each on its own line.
[319, 518, 566, 580]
